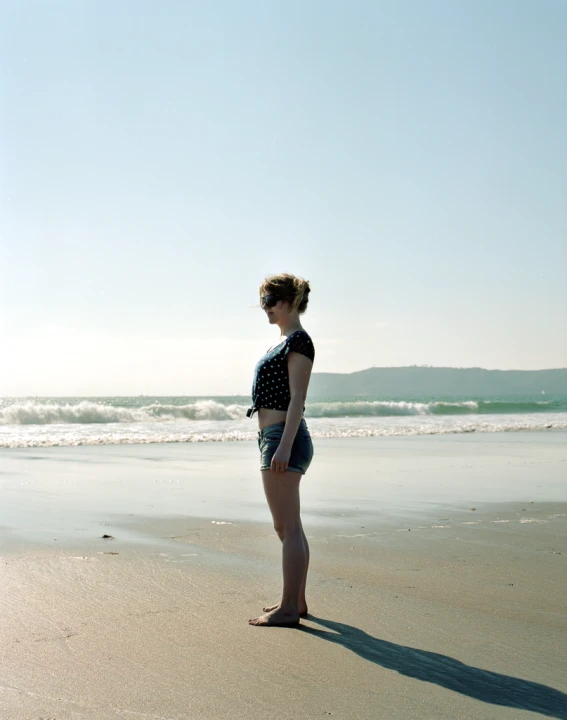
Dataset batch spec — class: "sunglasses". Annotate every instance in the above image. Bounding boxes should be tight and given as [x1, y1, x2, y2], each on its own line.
[260, 294, 286, 309]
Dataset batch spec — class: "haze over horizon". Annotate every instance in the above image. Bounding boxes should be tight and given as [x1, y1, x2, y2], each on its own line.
[2, 364, 566, 400]
[1, 1, 566, 396]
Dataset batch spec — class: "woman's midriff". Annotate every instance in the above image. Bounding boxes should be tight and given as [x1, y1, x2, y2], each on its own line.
[258, 407, 288, 430]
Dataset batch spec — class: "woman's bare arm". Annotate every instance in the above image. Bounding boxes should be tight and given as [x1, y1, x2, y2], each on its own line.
[279, 351, 313, 449]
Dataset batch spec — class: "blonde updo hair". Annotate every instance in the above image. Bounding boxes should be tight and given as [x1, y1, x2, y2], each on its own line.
[260, 273, 311, 314]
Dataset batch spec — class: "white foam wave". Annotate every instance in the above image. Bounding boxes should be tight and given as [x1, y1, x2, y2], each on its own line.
[307, 400, 479, 417]
[0, 400, 248, 426]
[0, 399, 498, 427]
[1, 414, 565, 448]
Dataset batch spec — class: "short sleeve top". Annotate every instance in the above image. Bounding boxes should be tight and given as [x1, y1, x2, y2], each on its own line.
[248, 330, 315, 417]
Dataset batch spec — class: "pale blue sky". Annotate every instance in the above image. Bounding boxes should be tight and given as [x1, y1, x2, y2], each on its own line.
[1, 0, 566, 395]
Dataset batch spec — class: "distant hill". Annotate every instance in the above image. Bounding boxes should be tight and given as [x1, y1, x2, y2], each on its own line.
[309, 367, 567, 398]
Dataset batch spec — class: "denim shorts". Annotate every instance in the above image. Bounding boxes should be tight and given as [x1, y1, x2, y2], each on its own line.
[258, 419, 314, 474]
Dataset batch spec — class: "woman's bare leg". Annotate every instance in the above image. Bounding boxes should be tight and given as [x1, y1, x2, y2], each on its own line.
[248, 470, 306, 626]
[260, 470, 309, 613]
[263, 527, 309, 615]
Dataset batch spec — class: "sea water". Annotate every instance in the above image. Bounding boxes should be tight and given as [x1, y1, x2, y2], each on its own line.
[1, 395, 566, 448]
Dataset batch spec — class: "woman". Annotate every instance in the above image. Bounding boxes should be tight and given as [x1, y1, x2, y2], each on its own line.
[247, 273, 315, 627]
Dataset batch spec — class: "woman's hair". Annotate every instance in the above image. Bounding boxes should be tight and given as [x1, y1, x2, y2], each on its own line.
[260, 273, 311, 314]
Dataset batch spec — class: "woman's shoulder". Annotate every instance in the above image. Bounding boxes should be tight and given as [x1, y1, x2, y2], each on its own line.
[287, 328, 313, 342]
[285, 329, 315, 358]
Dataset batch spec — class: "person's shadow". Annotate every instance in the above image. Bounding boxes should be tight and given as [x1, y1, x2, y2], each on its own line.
[300, 616, 567, 719]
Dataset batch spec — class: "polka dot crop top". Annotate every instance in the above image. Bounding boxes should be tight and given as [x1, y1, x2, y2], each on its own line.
[247, 330, 315, 417]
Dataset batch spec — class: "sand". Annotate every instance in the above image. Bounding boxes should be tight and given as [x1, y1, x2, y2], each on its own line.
[1, 432, 566, 719]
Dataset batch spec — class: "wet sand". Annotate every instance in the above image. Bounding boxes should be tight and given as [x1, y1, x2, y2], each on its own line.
[1, 433, 566, 719]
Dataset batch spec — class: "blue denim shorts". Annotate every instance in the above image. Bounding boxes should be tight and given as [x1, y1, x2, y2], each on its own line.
[258, 419, 314, 474]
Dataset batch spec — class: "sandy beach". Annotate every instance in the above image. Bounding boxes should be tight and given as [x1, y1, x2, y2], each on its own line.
[1, 432, 566, 719]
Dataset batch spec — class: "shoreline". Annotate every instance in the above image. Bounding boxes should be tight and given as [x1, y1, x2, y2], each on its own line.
[3, 415, 566, 450]
[2, 431, 566, 541]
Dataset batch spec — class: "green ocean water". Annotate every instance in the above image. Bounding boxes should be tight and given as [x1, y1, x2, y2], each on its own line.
[1, 394, 566, 447]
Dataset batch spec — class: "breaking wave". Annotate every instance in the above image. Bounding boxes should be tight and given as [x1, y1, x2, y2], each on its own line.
[0, 400, 247, 425]
[1, 398, 565, 426]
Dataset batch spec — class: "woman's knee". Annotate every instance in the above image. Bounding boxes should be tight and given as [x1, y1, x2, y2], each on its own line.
[274, 519, 302, 542]
[284, 519, 304, 537]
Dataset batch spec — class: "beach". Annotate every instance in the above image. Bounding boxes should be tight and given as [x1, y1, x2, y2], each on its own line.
[1, 432, 566, 719]
[3, 0, 566, 715]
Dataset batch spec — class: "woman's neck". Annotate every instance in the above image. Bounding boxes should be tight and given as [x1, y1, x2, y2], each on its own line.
[277, 316, 302, 337]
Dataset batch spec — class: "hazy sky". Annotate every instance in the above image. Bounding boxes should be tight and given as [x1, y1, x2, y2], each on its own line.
[1, 0, 566, 396]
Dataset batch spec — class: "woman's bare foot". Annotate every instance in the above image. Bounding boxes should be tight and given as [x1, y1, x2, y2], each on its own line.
[248, 606, 301, 627]
[263, 601, 308, 617]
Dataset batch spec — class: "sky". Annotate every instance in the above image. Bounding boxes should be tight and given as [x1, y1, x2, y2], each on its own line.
[1, 0, 566, 396]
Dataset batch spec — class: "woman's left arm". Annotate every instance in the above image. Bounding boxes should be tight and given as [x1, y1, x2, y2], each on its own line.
[277, 352, 313, 455]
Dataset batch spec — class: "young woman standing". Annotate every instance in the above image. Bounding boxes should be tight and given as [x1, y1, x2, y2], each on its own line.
[247, 273, 315, 627]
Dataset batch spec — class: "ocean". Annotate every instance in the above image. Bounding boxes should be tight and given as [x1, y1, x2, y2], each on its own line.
[1, 395, 566, 448]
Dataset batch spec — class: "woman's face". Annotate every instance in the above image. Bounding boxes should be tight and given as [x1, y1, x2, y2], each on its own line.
[261, 293, 290, 324]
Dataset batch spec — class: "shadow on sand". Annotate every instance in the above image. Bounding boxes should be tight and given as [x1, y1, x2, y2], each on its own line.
[300, 616, 567, 719]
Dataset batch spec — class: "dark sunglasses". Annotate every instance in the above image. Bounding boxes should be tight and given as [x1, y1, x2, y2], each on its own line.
[260, 294, 286, 309]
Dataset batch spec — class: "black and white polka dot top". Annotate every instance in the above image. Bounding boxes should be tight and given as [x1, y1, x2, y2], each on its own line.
[247, 330, 315, 417]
